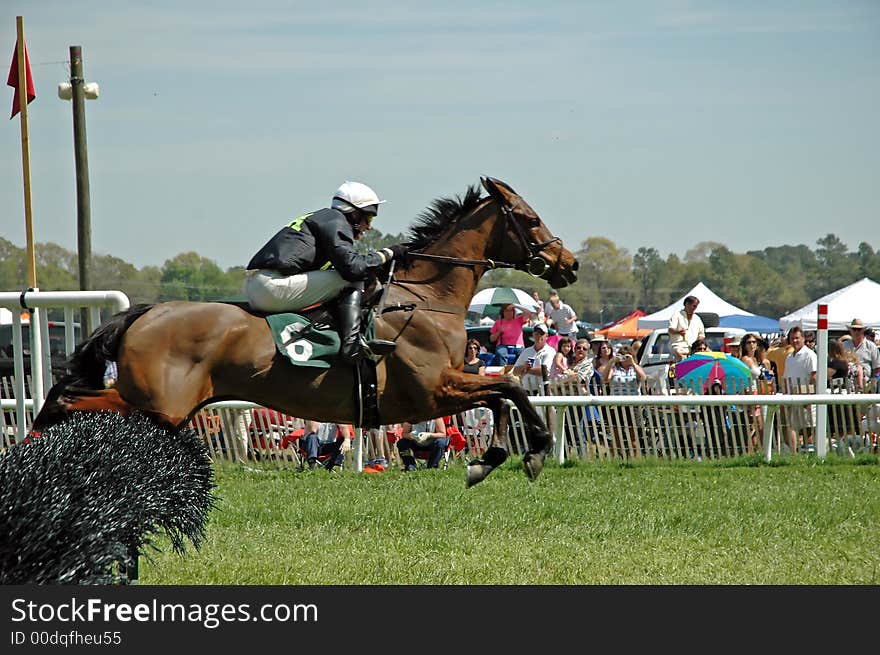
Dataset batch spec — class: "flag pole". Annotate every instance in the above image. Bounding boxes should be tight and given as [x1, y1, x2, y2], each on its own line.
[15, 15, 37, 289]
[13, 16, 45, 417]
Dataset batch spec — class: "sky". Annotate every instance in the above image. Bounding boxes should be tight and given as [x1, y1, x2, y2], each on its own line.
[1, 0, 878, 272]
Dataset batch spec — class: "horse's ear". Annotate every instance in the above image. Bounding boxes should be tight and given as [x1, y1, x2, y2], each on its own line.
[481, 176, 519, 204]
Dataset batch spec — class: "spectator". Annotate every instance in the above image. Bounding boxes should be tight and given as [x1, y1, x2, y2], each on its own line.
[739, 332, 773, 449]
[488, 303, 535, 367]
[827, 339, 863, 455]
[754, 337, 776, 394]
[668, 295, 705, 362]
[782, 326, 817, 454]
[300, 421, 353, 472]
[827, 339, 856, 388]
[590, 337, 615, 395]
[600, 345, 647, 396]
[599, 345, 647, 458]
[463, 338, 486, 375]
[848, 318, 880, 384]
[690, 338, 709, 353]
[570, 338, 595, 385]
[512, 323, 556, 395]
[726, 335, 742, 361]
[529, 291, 547, 327]
[804, 331, 817, 351]
[766, 334, 793, 380]
[589, 333, 607, 359]
[396, 417, 448, 471]
[550, 337, 575, 381]
[545, 291, 578, 341]
[739, 332, 772, 392]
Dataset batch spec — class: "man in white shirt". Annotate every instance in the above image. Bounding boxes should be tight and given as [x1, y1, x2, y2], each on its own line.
[668, 295, 705, 361]
[513, 323, 557, 395]
[783, 326, 817, 454]
[545, 291, 578, 339]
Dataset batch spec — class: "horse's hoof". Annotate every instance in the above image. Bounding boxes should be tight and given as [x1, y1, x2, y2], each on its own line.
[522, 451, 546, 481]
[466, 462, 493, 488]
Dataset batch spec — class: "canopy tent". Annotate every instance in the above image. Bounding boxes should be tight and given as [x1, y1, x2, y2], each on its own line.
[595, 310, 652, 340]
[638, 281, 758, 329]
[778, 277, 880, 332]
[718, 313, 780, 334]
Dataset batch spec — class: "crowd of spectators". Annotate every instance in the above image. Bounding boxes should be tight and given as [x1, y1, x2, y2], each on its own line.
[463, 290, 880, 460]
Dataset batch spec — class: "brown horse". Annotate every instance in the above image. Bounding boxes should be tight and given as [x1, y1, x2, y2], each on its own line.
[33, 177, 579, 486]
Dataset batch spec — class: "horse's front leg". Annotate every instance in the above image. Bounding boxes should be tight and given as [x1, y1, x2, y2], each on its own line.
[436, 370, 552, 486]
[464, 397, 510, 488]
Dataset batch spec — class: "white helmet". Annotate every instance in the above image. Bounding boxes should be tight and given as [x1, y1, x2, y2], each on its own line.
[331, 181, 386, 216]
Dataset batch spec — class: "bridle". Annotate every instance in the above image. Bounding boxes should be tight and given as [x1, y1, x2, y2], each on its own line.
[406, 197, 564, 281]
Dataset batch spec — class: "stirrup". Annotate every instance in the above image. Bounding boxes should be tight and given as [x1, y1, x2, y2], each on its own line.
[365, 338, 396, 356]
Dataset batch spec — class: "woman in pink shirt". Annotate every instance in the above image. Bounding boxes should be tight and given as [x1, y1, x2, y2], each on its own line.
[489, 303, 536, 366]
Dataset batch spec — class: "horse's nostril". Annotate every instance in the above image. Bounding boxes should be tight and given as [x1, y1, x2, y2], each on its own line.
[572, 260, 580, 271]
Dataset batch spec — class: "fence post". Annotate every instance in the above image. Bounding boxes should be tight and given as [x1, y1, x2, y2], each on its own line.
[815, 304, 829, 458]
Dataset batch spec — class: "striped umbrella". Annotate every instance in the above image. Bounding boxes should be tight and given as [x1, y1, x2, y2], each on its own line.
[467, 287, 539, 319]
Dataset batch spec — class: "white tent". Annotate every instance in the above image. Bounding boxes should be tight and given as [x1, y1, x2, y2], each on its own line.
[778, 277, 880, 331]
[637, 281, 756, 329]
[0, 307, 13, 324]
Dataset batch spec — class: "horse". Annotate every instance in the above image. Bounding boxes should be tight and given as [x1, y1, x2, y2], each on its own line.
[33, 177, 579, 487]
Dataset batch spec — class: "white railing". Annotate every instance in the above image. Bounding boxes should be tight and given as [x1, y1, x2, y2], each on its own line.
[5, 393, 878, 465]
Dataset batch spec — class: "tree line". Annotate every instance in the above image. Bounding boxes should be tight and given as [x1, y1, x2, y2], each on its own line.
[1, 232, 878, 325]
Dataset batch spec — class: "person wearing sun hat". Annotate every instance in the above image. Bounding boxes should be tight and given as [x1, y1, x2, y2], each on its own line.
[848, 318, 880, 381]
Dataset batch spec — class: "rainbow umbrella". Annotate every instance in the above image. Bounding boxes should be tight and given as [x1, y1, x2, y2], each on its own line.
[674, 352, 752, 394]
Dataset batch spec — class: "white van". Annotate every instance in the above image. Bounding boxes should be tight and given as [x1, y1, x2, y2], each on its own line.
[636, 325, 746, 395]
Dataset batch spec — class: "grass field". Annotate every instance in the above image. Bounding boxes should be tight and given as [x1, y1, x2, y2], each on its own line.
[140, 454, 880, 585]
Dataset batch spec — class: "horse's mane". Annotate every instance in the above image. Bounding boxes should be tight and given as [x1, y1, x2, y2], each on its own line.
[405, 184, 484, 252]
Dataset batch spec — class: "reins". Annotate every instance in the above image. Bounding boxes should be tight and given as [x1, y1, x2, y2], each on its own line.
[405, 252, 516, 270]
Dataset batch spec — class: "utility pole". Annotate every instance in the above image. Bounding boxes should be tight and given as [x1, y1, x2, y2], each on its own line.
[60, 46, 99, 335]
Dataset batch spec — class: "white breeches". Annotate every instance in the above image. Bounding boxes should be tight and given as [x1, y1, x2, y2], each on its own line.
[243, 268, 351, 312]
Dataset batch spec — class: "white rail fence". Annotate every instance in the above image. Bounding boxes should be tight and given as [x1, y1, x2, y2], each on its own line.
[9, 393, 876, 470]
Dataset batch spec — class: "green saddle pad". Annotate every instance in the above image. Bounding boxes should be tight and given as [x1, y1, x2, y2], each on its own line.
[266, 313, 340, 369]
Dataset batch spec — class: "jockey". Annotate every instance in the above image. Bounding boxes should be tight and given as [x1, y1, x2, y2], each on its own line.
[244, 181, 409, 363]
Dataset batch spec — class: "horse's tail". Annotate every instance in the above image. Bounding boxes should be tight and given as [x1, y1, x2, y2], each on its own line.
[60, 303, 155, 389]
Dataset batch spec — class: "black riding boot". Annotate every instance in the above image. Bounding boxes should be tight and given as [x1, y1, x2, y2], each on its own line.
[336, 287, 396, 363]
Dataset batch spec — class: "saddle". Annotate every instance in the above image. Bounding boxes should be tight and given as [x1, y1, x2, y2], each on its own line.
[220, 285, 386, 429]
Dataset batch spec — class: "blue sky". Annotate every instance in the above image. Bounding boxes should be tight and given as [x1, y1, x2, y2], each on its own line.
[2, 1, 878, 271]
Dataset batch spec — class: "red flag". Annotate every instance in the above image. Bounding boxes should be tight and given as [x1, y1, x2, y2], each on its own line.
[7, 39, 36, 119]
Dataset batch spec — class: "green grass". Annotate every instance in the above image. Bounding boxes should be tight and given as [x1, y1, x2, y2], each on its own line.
[140, 455, 880, 585]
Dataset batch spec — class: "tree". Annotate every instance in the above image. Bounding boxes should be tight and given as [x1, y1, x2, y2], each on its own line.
[158, 253, 240, 302]
[811, 234, 853, 298]
[856, 242, 880, 282]
[632, 247, 663, 309]
[569, 237, 638, 324]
